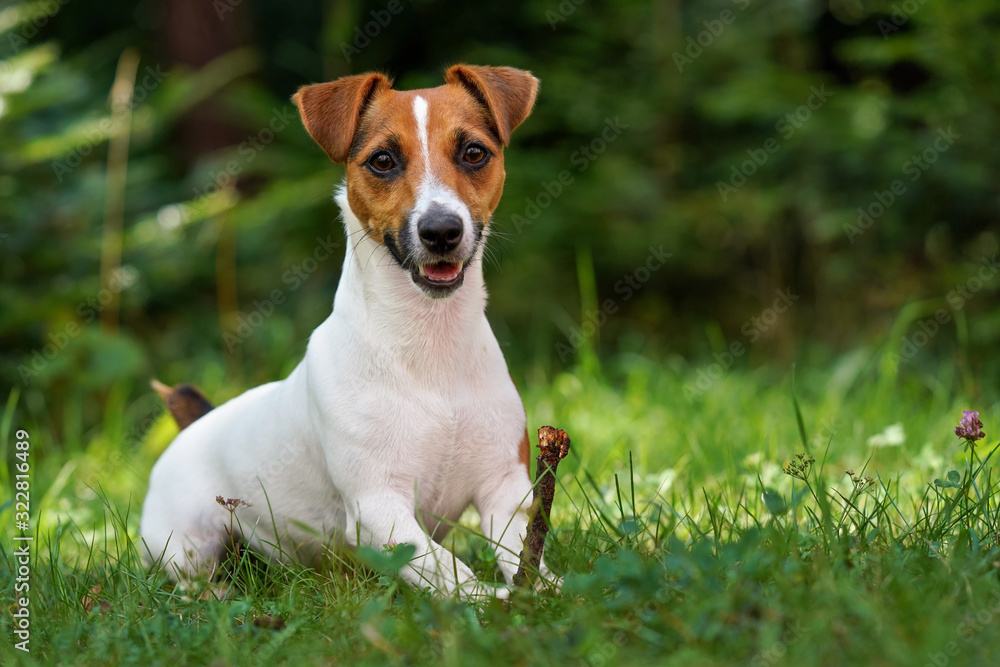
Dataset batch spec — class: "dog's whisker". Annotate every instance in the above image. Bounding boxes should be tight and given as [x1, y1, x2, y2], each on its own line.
[351, 227, 375, 258]
[481, 243, 500, 270]
[309, 187, 338, 203]
[363, 240, 384, 272]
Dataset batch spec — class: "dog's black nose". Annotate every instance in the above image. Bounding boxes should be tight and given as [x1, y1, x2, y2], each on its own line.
[417, 212, 463, 255]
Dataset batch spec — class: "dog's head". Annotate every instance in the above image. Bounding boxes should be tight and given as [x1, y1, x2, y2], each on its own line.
[293, 65, 538, 298]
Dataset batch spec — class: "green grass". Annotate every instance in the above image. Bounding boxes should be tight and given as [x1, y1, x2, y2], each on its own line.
[2, 348, 1000, 666]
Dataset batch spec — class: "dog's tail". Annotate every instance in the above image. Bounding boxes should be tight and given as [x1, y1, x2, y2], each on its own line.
[151, 379, 214, 431]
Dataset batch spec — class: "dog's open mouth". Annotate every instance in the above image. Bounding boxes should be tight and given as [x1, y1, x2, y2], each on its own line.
[381, 226, 482, 298]
[412, 260, 467, 294]
[420, 261, 463, 283]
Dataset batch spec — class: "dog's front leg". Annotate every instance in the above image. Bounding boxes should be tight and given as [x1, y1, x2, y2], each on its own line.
[476, 470, 556, 588]
[346, 494, 507, 599]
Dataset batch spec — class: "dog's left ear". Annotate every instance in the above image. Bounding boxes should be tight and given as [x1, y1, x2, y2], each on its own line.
[445, 65, 539, 146]
[293, 72, 393, 163]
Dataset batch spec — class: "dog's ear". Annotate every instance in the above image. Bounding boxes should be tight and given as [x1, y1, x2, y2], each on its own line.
[293, 72, 393, 163]
[444, 65, 538, 146]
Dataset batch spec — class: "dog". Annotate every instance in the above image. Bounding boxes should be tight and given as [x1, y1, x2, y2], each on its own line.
[140, 65, 552, 598]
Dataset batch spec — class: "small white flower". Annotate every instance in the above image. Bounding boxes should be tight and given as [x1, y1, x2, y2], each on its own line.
[867, 423, 905, 448]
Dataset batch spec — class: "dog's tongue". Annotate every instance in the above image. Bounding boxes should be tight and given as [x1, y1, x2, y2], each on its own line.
[423, 262, 461, 282]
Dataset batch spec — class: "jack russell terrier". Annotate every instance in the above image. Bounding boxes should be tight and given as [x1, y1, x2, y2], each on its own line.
[140, 64, 553, 598]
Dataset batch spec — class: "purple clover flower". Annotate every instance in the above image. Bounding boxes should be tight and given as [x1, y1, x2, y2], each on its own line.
[954, 410, 985, 444]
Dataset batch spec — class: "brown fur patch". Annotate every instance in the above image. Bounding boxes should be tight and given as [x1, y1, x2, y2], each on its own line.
[519, 428, 531, 475]
[444, 65, 539, 146]
[292, 73, 392, 163]
[294, 65, 539, 247]
[343, 85, 510, 244]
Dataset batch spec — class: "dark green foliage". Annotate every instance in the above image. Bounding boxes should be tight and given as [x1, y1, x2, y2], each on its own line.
[2, 0, 998, 434]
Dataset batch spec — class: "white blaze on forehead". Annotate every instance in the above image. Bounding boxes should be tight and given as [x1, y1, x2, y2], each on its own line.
[413, 95, 430, 164]
[409, 94, 475, 258]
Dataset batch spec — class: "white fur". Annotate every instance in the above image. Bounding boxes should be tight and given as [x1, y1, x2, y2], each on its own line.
[414, 95, 430, 162]
[140, 182, 548, 596]
[407, 95, 476, 259]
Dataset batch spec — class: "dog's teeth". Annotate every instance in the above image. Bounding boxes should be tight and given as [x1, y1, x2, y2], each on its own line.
[418, 264, 427, 277]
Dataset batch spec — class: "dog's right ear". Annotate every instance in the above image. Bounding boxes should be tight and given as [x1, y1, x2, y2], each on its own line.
[444, 65, 538, 146]
[293, 72, 393, 163]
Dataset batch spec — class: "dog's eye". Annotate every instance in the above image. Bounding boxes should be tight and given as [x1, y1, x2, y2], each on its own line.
[369, 152, 396, 172]
[463, 145, 487, 165]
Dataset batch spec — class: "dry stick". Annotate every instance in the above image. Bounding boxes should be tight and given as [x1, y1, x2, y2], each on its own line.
[514, 426, 571, 588]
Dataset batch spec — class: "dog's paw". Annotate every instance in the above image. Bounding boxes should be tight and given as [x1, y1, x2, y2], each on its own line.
[455, 580, 512, 601]
[536, 574, 563, 593]
[517, 572, 562, 594]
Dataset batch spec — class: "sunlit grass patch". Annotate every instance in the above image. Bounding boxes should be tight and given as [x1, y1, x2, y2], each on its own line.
[2, 352, 1000, 665]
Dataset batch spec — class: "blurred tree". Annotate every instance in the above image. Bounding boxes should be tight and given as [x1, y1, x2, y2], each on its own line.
[1, 0, 997, 438]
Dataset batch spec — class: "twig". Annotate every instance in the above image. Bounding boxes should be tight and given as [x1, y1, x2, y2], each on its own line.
[514, 426, 571, 587]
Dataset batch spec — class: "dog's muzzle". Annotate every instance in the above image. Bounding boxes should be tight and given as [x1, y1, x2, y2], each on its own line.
[380, 204, 483, 298]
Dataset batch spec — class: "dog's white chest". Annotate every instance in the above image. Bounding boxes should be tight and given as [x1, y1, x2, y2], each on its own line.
[306, 310, 525, 524]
